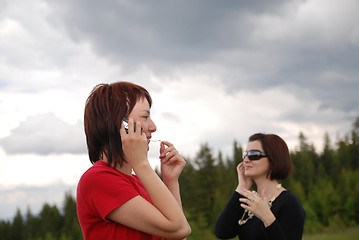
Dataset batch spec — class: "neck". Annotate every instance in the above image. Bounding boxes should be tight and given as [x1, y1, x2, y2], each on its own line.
[253, 177, 279, 199]
[101, 156, 132, 176]
[117, 163, 133, 176]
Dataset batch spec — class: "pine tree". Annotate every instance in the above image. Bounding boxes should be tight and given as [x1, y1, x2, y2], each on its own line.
[39, 203, 64, 239]
[178, 158, 197, 218]
[321, 132, 339, 183]
[62, 191, 82, 240]
[11, 208, 24, 240]
[0, 220, 11, 240]
[193, 143, 219, 228]
[292, 132, 318, 194]
[350, 117, 359, 169]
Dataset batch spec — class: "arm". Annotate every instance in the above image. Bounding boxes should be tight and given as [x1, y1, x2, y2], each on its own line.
[160, 141, 185, 207]
[160, 141, 188, 240]
[215, 162, 252, 239]
[107, 120, 191, 239]
[264, 193, 305, 240]
[214, 191, 245, 239]
[235, 162, 253, 193]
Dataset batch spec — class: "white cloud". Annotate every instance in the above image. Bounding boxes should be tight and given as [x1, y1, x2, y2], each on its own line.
[0, 149, 90, 187]
[0, 113, 86, 155]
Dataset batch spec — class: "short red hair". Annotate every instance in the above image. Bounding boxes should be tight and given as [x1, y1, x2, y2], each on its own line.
[84, 82, 152, 168]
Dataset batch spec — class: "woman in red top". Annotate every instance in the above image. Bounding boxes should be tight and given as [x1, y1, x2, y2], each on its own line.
[77, 81, 191, 240]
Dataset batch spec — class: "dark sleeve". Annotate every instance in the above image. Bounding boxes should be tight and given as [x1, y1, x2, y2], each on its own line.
[214, 191, 244, 239]
[265, 192, 305, 240]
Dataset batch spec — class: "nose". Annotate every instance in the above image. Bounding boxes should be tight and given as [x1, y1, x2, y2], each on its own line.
[243, 156, 251, 163]
[148, 118, 157, 133]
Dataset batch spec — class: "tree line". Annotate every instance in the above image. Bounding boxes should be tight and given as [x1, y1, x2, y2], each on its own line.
[179, 117, 359, 239]
[0, 192, 81, 240]
[1, 118, 359, 240]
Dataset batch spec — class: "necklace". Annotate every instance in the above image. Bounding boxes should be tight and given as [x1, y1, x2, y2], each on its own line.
[238, 209, 254, 225]
[263, 183, 282, 207]
[238, 184, 282, 225]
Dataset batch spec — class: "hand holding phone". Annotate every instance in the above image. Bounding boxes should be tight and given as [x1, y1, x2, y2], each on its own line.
[120, 118, 148, 169]
[123, 118, 143, 133]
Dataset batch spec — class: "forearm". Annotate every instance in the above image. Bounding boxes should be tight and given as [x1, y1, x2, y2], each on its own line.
[264, 193, 305, 240]
[162, 179, 187, 240]
[265, 209, 305, 239]
[163, 178, 182, 208]
[236, 184, 250, 193]
[133, 162, 190, 234]
[264, 220, 287, 240]
[215, 191, 243, 238]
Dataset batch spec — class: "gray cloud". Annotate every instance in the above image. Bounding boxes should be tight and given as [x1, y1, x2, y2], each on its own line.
[43, 0, 359, 114]
[0, 113, 87, 155]
[1, 0, 357, 158]
[46, 0, 286, 64]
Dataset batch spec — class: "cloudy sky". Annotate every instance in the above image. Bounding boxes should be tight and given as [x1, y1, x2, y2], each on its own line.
[1, 0, 358, 220]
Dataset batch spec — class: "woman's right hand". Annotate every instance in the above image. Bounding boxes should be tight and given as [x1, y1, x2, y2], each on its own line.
[235, 162, 253, 192]
[120, 118, 148, 168]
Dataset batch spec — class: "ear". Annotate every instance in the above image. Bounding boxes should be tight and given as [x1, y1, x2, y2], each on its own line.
[266, 169, 272, 180]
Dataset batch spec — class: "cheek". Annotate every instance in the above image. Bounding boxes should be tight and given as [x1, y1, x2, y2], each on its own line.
[263, 161, 271, 172]
[254, 161, 270, 173]
[141, 122, 149, 131]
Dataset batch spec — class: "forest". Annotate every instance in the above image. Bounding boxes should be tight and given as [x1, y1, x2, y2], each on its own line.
[1, 117, 359, 240]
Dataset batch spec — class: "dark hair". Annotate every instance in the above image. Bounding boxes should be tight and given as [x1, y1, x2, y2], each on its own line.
[248, 133, 292, 180]
[84, 81, 152, 168]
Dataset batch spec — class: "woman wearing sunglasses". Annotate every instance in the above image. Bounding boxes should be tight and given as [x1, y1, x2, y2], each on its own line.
[215, 133, 305, 240]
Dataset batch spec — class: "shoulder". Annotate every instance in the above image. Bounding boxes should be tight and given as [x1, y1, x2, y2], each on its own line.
[279, 190, 302, 204]
[276, 190, 305, 217]
[276, 190, 303, 207]
[77, 161, 142, 205]
[78, 161, 133, 190]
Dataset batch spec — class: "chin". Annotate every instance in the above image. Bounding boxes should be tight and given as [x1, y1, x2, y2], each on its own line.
[244, 171, 255, 177]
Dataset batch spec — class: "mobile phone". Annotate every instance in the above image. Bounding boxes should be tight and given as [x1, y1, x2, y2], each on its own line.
[123, 118, 142, 133]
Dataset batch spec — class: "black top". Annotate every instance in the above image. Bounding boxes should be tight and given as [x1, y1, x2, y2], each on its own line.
[214, 190, 305, 240]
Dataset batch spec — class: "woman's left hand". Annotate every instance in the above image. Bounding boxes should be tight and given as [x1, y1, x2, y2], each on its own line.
[239, 189, 276, 227]
[159, 141, 186, 182]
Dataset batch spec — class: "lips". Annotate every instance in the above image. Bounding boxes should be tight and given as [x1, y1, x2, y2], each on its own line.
[245, 165, 252, 170]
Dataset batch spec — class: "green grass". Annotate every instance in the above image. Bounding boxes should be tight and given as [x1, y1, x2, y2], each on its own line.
[303, 226, 359, 240]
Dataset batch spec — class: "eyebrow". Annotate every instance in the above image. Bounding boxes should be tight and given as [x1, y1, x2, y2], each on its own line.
[246, 149, 262, 152]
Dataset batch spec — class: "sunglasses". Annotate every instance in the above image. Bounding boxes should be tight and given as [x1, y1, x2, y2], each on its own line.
[242, 150, 267, 161]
